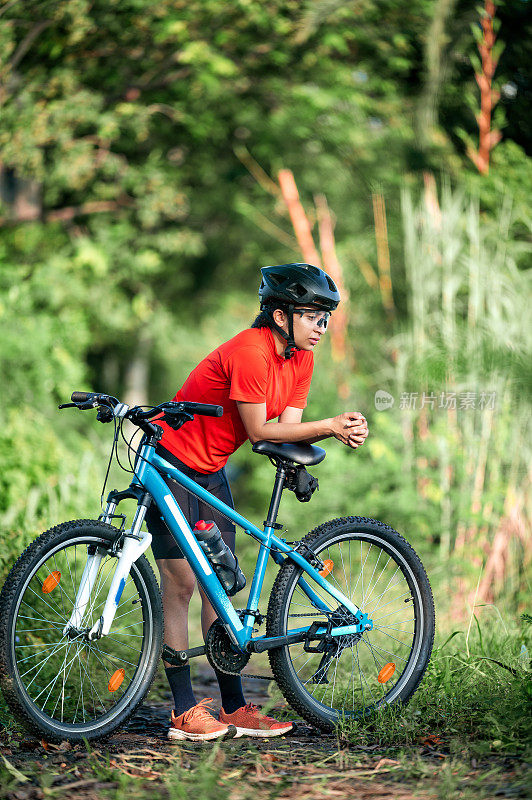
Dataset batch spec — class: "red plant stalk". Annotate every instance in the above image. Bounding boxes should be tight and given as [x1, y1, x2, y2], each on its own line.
[315, 194, 349, 364]
[277, 170, 352, 393]
[277, 169, 321, 266]
[468, 0, 502, 174]
[371, 193, 395, 319]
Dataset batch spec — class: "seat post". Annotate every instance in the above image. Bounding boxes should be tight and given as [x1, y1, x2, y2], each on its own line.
[264, 463, 287, 528]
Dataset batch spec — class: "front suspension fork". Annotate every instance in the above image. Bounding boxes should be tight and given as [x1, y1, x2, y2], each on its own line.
[63, 502, 152, 640]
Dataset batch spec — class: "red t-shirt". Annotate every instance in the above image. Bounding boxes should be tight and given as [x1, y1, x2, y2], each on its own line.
[158, 327, 314, 473]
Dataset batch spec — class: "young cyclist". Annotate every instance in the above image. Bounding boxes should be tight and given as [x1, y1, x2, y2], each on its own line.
[145, 263, 369, 741]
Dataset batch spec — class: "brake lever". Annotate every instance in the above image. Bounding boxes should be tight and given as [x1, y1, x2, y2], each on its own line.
[59, 400, 97, 411]
[162, 411, 194, 430]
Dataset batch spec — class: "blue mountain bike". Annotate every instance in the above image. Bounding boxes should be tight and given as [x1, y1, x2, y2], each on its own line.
[0, 393, 435, 742]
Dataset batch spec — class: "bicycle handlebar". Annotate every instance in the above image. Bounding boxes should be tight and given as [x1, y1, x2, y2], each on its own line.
[71, 391, 91, 403]
[66, 392, 223, 420]
[180, 402, 223, 418]
[70, 391, 118, 406]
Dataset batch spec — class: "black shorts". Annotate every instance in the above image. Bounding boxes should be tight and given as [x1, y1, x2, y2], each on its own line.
[145, 445, 236, 560]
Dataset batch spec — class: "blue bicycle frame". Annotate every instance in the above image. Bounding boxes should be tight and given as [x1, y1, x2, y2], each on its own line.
[124, 441, 366, 652]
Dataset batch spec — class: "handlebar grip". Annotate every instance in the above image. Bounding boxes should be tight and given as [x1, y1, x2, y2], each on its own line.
[71, 391, 92, 403]
[185, 402, 223, 417]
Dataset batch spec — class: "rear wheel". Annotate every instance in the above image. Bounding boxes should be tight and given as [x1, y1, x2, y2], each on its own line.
[267, 517, 435, 731]
[0, 520, 163, 742]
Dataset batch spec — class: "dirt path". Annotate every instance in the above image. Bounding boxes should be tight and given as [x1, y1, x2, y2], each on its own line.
[0, 670, 527, 800]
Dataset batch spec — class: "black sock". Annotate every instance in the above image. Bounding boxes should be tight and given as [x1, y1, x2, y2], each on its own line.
[215, 669, 246, 714]
[165, 664, 197, 716]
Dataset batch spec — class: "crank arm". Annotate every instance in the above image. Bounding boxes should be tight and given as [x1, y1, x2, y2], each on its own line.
[162, 644, 206, 665]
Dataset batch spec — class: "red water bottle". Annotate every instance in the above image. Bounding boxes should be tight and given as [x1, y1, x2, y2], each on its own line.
[192, 520, 246, 596]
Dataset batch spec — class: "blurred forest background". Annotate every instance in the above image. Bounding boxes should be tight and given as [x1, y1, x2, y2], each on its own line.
[0, 0, 530, 626]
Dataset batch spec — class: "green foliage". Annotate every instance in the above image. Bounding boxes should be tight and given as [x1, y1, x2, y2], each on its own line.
[341, 614, 532, 758]
[0, 0, 530, 615]
[164, 743, 231, 800]
[0, 410, 103, 582]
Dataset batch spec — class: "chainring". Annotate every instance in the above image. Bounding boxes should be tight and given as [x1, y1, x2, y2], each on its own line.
[205, 620, 251, 675]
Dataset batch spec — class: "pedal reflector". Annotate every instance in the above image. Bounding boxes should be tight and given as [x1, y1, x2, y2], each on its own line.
[319, 559, 334, 577]
[42, 571, 61, 594]
[377, 662, 396, 683]
[108, 669, 125, 692]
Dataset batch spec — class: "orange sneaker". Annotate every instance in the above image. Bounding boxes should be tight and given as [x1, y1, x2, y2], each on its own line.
[219, 703, 293, 738]
[168, 698, 236, 742]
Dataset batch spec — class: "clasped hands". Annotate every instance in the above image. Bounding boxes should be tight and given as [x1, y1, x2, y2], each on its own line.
[330, 411, 369, 450]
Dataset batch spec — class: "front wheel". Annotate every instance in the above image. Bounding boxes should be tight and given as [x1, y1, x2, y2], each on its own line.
[0, 520, 163, 742]
[267, 517, 435, 731]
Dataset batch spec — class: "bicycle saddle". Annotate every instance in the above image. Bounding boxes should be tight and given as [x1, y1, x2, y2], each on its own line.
[252, 440, 326, 466]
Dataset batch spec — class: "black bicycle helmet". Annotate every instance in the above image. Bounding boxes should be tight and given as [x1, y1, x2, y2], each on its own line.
[258, 263, 340, 359]
[259, 263, 340, 311]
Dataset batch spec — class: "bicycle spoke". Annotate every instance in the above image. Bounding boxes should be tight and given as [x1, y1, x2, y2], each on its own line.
[99, 635, 142, 655]
[360, 547, 382, 607]
[41, 643, 75, 711]
[372, 596, 412, 621]
[23, 586, 68, 623]
[17, 610, 64, 628]
[22, 639, 69, 682]
[89, 644, 137, 669]
[280, 529, 424, 723]
[364, 638, 409, 665]
[78, 648, 108, 714]
[372, 627, 412, 647]
[364, 570, 401, 612]
[33, 643, 79, 703]
[356, 641, 376, 705]
[8, 532, 153, 733]
[50, 642, 80, 719]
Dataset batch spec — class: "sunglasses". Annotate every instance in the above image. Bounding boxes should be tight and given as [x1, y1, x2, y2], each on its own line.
[293, 308, 331, 329]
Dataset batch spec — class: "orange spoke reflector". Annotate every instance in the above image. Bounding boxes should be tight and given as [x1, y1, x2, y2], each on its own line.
[42, 571, 61, 594]
[319, 559, 334, 577]
[377, 663, 396, 684]
[108, 669, 125, 693]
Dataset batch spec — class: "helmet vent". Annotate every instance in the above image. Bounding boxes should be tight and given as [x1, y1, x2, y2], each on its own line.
[269, 273, 285, 287]
[326, 275, 337, 291]
[290, 282, 308, 298]
[306, 265, 320, 276]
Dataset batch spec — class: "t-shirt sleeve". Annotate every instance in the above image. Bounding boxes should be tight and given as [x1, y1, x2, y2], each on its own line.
[227, 346, 269, 403]
[287, 353, 314, 409]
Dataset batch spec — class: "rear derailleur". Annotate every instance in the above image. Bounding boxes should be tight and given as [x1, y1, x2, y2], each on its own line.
[305, 609, 365, 684]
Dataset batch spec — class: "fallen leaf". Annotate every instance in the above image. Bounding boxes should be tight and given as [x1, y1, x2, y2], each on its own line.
[1, 754, 29, 783]
[57, 741, 72, 751]
[373, 758, 400, 772]
[418, 734, 443, 747]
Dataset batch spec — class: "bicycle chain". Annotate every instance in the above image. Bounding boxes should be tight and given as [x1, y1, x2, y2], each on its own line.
[214, 612, 329, 678]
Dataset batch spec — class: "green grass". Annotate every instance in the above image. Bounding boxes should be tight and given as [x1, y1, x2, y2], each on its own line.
[0, 614, 529, 800]
[340, 613, 531, 756]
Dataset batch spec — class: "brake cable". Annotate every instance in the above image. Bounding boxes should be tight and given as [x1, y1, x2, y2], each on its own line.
[99, 414, 120, 514]
[118, 408, 240, 529]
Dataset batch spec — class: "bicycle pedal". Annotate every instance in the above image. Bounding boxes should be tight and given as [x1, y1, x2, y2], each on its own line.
[162, 643, 206, 665]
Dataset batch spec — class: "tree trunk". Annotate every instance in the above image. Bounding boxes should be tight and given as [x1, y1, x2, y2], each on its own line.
[123, 336, 151, 409]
